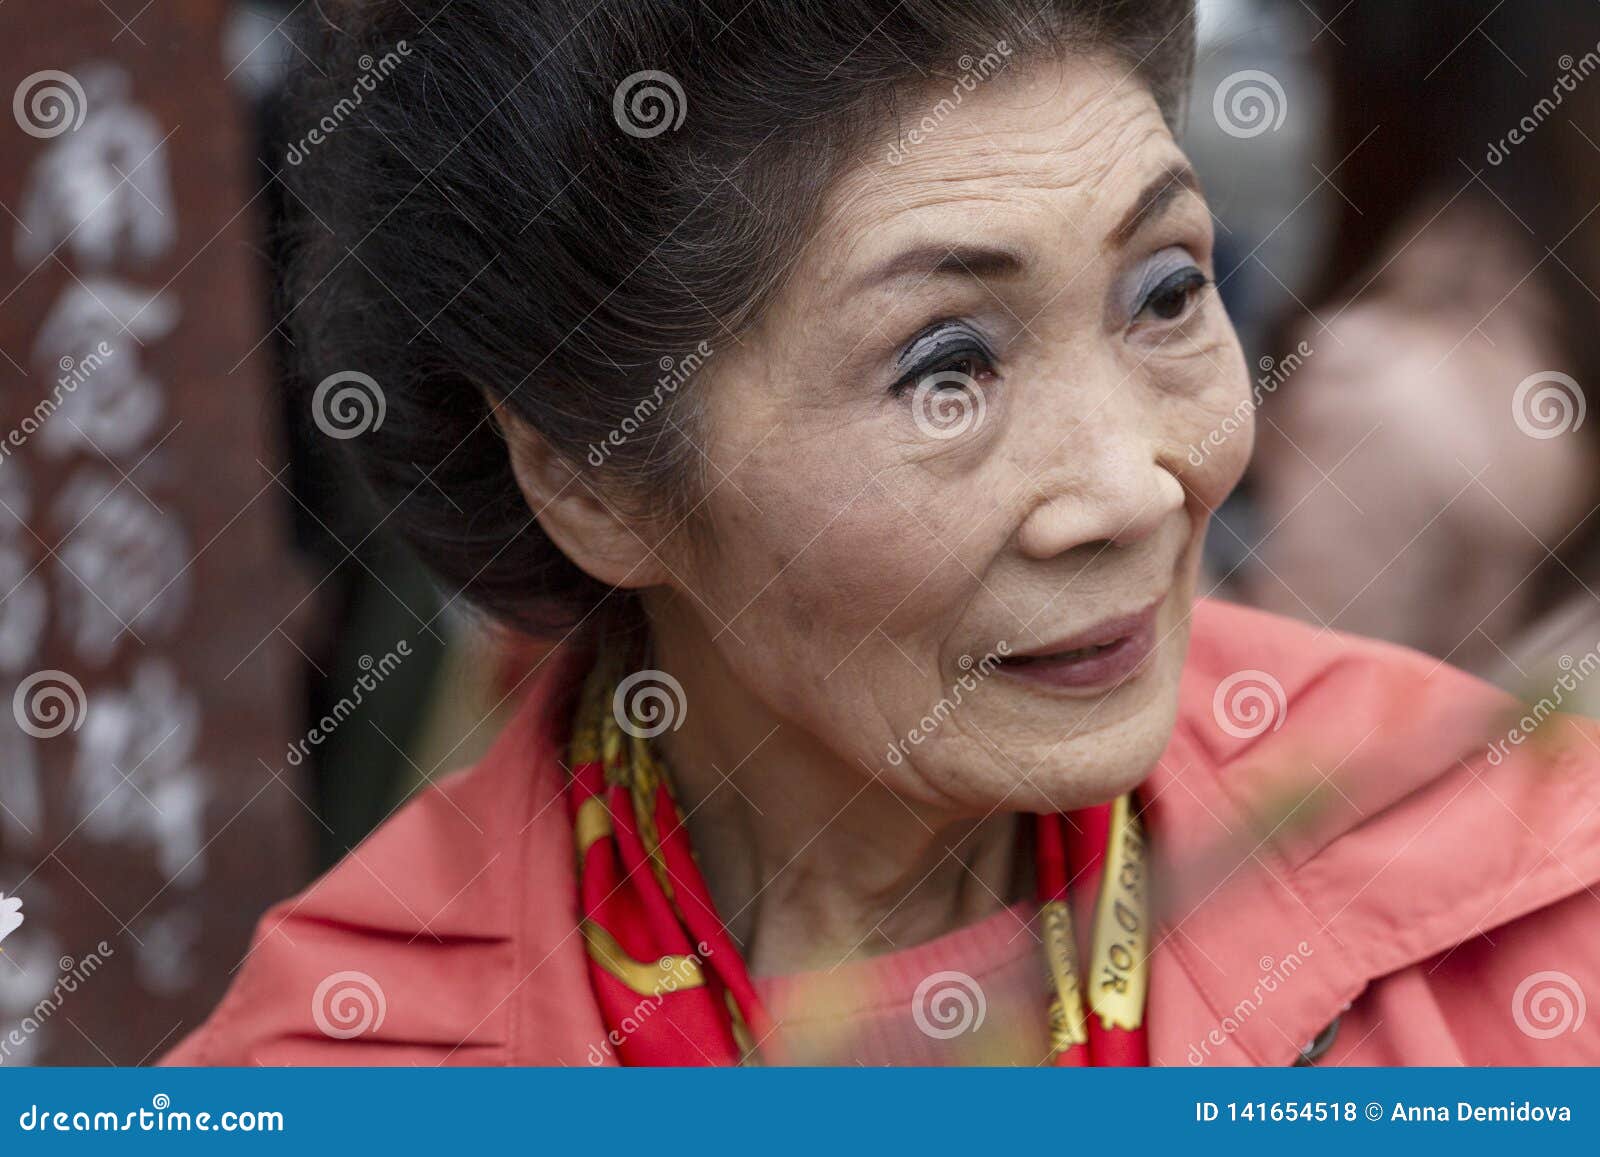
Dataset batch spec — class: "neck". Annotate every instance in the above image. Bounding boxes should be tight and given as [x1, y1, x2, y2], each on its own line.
[646, 615, 1025, 978]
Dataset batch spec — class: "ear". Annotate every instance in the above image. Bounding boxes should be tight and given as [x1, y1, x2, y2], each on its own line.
[494, 406, 670, 591]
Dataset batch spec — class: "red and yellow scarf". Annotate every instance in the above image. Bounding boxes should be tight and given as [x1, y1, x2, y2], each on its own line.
[569, 657, 1150, 1065]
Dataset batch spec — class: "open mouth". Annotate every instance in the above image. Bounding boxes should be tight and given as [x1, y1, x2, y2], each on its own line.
[996, 600, 1163, 692]
[1007, 640, 1120, 664]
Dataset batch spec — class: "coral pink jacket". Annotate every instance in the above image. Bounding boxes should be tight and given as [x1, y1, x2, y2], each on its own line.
[164, 600, 1600, 1066]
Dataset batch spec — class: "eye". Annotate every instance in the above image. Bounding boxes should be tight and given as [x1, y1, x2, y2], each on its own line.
[888, 321, 998, 398]
[1133, 265, 1210, 326]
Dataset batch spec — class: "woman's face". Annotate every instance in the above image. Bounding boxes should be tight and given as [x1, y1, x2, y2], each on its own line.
[646, 52, 1251, 815]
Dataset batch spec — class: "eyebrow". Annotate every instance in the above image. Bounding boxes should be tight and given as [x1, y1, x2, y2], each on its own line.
[1108, 162, 1204, 250]
[849, 162, 1204, 295]
[851, 244, 1026, 294]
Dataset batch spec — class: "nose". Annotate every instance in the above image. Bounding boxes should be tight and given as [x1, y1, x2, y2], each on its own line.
[1013, 431, 1185, 560]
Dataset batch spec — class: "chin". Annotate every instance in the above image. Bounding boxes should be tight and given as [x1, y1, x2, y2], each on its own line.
[1020, 715, 1176, 813]
[1017, 659, 1187, 815]
[920, 692, 1179, 817]
[890, 622, 1191, 815]
[989, 636, 1187, 813]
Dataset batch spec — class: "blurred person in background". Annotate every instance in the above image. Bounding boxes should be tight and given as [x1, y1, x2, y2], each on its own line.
[1241, 2, 1600, 708]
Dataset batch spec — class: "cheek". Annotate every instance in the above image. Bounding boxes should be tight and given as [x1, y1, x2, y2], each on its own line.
[698, 456, 960, 643]
[693, 369, 1008, 646]
[1172, 344, 1254, 508]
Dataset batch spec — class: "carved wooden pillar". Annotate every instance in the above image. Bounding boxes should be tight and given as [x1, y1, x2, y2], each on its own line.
[0, 0, 309, 1064]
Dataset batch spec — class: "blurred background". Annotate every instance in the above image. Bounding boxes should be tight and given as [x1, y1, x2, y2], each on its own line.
[1, 0, 1598, 1064]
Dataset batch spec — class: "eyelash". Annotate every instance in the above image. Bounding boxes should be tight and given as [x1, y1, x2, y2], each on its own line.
[888, 325, 997, 397]
[886, 263, 1210, 397]
[1134, 265, 1210, 326]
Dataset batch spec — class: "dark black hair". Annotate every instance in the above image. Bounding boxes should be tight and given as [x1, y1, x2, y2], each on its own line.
[284, 0, 1196, 636]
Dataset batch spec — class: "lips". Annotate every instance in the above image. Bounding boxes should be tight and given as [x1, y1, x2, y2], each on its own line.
[996, 598, 1164, 692]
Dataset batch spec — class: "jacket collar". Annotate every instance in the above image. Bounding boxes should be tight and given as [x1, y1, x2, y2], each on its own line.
[1143, 598, 1600, 1065]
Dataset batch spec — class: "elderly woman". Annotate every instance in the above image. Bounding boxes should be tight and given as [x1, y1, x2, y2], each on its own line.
[169, 0, 1600, 1066]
